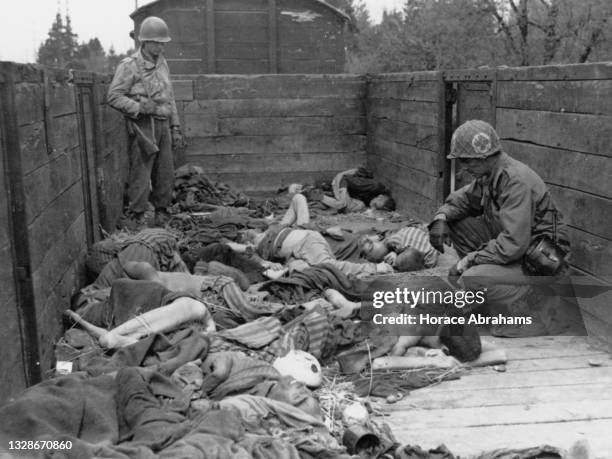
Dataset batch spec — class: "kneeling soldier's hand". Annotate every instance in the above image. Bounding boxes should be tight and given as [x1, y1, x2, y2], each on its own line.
[428, 218, 451, 253]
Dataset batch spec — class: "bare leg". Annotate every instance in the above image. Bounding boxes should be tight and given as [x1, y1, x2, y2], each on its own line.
[280, 193, 310, 227]
[64, 309, 139, 348]
[65, 297, 214, 349]
[110, 297, 214, 338]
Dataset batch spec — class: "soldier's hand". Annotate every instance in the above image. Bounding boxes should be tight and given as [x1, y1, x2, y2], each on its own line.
[171, 127, 185, 149]
[139, 99, 157, 115]
[428, 218, 451, 253]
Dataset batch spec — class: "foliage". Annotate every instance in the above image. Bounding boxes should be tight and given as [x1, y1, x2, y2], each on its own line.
[345, 0, 612, 72]
[37, 13, 132, 73]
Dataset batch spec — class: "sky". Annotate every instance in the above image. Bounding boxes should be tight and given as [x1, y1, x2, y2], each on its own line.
[1, 0, 405, 63]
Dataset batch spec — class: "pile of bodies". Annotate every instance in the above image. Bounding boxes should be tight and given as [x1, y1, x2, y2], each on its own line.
[0, 167, 564, 459]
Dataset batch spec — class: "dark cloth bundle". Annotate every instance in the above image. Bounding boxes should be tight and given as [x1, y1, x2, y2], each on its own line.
[341, 167, 389, 206]
[262, 263, 364, 303]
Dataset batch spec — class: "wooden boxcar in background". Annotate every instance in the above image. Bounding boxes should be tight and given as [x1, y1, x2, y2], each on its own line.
[130, 0, 351, 74]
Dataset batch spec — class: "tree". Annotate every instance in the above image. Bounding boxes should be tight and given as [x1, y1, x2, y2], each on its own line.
[37, 13, 77, 68]
[345, 0, 612, 72]
[482, 0, 612, 65]
[37, 12, 132, 72]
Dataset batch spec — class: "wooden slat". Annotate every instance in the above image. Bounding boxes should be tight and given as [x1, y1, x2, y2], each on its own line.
[268, 0, 277, 73]
[27, 182, 85, 270]
[165, 42, 206, 59]
[374, 156, 439, 200]
[387, 181, 439, 221]
[567, 227, 612, 277]
[47, 113, 80, 155]
[215, 60, 270, 74]
[498, 80, 612, 115]
[187, 151, 366, 174]
[496, 108, 612, 158]
[503, 140, 612, 198]
[169, 60, 203, 75]
[388, 381, 612, 411]
[215, 11, 269, 43]
[388, 400, 612, 430]
[368, 80, 439, 102]
[209, 170, 342, 192]
[23, 147, 82, 224]
[31, 212, 86, 306]
[172, 80, 194, 101]
[412, 366, 612, 393]
[579, 307, 612, 353]
[165, 10, 206, 44]
[185, 134, 365, 155]
[15, 82, 44, 126]
[18, 122, 47, 175]
[368, 99, 438, 126]
[549, 184, 612, 241]
[194, 75, 365, 99]
[371, 138, 438, 176]
[214, 42, 269, 60]
[214, 0, 268, 10]
[183, 98, 364, 118]
[369, 118, 438, 152]
[206, 0, 215, 72]
[277, 59, 342, 74]
[211, 116, 365, 136]
[390, 419, 612, 457]
[497, 62, 612, 81]
[370, 71, 441, 82]
[470, 354, 611, 374]
[457, 81, 494, 124]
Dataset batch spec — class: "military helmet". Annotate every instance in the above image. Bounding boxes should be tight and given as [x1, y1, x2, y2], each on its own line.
[447, 120, 502, 159]
[138, 16, 171, 43]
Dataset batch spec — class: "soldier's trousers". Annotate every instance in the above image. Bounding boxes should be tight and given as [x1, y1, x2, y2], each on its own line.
[127, 117, 174, 215]
[448, 216, 541, 314]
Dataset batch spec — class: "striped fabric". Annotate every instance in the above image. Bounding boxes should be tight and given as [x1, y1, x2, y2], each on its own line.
[119, 228, 189, 273]
[385, 226, 439, 268]
[218, 316, 283, 349]
[220, 281, 284, 321]
[267, 309, 329, 359]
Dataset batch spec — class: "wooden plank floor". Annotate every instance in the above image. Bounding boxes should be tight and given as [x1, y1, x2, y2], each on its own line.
[381, 336, 612, 458]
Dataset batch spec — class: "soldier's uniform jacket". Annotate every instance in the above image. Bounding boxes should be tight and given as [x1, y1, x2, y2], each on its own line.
[438, 152, 569, 265]
[107, 50, 179, 126]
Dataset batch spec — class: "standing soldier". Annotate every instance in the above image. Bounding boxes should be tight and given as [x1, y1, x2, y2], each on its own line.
[107, 16, 183, 228]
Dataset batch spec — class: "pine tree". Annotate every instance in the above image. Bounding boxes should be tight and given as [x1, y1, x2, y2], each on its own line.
[37, 13, 67, 67]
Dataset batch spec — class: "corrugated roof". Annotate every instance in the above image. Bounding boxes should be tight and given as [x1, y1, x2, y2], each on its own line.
[131, 0, 351, 21]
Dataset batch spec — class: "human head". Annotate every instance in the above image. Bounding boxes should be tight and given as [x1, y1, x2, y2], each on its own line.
[369, 194, 395, 211]
[139, 16, 171, 58]
[438, 324, 482, 362]
[393, 247, 425, 272]
[359, 234, 388, 262]
[448, 120, 501, 160]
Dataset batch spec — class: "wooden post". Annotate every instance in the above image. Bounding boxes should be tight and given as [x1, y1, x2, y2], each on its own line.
[0, 63, 41, 387]
[268, 0, 278, 73]
[206, 0, 216, 73]
[437, 72, 452, 203]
